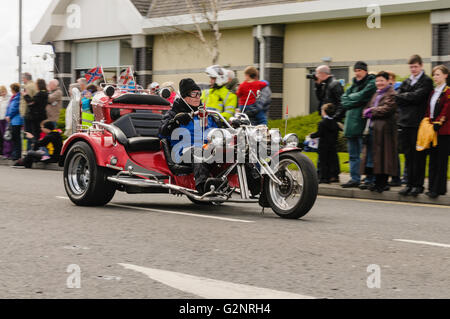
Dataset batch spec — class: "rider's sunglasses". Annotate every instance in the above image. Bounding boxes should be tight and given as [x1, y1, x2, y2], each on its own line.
[189, 91, 201, 98]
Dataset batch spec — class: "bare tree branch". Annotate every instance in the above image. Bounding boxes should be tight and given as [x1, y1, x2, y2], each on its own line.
[184, 0, 222, 64]
[150, 0, 222, 64]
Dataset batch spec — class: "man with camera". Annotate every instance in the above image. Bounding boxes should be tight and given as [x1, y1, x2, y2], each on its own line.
[310, 65, 345, 122]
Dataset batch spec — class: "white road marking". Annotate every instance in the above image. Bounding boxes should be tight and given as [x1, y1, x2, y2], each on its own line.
[119, 263, 315, 299]
[62, 245, 90, 250]
[56, 196, 254, 223]
[318, 195, 450, 209]
[393, 239, 450, 248]
[109, 203, 254, 223]
[97, 275, 121, 281]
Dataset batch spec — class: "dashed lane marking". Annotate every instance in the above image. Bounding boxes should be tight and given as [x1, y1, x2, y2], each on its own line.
[119, 263, 316, 299]
[56, 196, 254, 223]
[393, 239, 450, 248]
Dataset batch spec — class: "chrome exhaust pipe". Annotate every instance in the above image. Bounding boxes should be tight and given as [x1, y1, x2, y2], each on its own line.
[107, 176, 227, 203]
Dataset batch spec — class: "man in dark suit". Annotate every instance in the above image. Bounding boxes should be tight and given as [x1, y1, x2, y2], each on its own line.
[396, 55, 434, 196]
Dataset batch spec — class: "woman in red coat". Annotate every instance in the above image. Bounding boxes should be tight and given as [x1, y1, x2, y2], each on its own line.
[423, 65, 450, 198]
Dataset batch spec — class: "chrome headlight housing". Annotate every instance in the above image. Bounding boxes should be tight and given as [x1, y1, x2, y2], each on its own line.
[283, 133, 299, 147]
[254, 128, 265, 142]
[248, 126, 269, 144]
[207, 128, 232, 147]
[269, 129, 282, 144]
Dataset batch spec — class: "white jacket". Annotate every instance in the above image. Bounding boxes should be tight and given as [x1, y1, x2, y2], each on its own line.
[0, 95, 11, 120]
[65, 87, 81, 135]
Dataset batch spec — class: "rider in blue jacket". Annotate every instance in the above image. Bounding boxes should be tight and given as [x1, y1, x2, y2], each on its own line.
[159, 78, 223, 194]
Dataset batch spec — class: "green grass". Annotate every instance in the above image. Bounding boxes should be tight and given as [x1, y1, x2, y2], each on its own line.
[268, 113, 347, 152]
[268, 112, 322, 144]
[304, 152, 450, 179]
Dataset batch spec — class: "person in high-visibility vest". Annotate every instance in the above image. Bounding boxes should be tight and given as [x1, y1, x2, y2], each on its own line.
[80, 85, 97, 127]
[81, 110, 94, 127]
[201, 65, 237, 121]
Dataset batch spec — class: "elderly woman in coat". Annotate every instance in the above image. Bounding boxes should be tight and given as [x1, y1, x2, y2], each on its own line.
[362, 71, 398, 193]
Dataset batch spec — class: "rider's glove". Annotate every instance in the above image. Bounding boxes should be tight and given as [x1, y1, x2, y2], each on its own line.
[231, 118, 240, 129]
[174, 112, 192, 126]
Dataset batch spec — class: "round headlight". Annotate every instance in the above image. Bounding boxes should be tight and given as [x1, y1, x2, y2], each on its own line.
[269, 129, 282, 144]
[104, 85, 115, 97]
[283, 133, 299, 147]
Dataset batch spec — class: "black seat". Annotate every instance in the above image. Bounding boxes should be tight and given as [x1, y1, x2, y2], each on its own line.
[127, 137, 161, 152]
[161, 139, 193, 175]
[113, 94, 171, 106]
[112, 112, 163, 152]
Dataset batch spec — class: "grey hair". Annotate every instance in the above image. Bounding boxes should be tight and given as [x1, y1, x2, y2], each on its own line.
[316, 65, 331, 75]
[22, 72, 32, 81]
[227, 70, 235, 80]
[77, 78, 87, 85]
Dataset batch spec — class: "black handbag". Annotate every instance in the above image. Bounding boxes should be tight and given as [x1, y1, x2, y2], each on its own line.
[362, 119, 370, 145]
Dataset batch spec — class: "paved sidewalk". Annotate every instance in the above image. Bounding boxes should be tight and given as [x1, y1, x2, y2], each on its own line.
[319, 173, 450, 206]
[0, 158, 62, 171]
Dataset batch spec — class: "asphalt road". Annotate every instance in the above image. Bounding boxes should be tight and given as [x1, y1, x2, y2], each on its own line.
[0, 165, 449, 299]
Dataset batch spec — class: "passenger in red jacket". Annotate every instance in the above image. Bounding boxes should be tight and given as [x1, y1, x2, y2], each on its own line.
[414, 65, 450, 198]
[236, 66, 267, 125]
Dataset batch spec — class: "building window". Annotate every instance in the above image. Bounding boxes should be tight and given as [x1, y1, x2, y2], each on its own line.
[436, 24, 449, 56]
[74, 39, 134, 83]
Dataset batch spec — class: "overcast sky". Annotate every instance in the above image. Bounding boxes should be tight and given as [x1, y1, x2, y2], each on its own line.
[0, 0, 52, 89]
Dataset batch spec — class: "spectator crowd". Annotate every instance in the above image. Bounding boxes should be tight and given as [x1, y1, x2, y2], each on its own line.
[0, 73, 64, 168]
[308, 55, 450, 199]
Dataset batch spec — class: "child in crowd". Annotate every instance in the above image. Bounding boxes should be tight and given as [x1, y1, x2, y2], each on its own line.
[236, 66, 267, 124]
[81, 84, 98, 113]
[309, 103, 340, 183]
[13, 120, 63, 168]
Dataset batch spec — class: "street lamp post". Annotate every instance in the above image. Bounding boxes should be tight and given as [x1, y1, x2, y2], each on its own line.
[18, 0, 22, 84]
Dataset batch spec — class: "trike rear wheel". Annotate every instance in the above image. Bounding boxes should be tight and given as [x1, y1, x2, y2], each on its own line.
[64, 141, 116, 206]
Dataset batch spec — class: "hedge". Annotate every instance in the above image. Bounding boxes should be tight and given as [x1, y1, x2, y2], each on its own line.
[268, 113, 347, 152]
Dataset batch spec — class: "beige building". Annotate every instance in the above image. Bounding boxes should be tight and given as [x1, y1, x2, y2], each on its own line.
[32, 0, 450, 117]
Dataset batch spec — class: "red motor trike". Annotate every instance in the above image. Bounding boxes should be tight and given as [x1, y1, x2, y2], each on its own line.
[61, 85, 318, 219]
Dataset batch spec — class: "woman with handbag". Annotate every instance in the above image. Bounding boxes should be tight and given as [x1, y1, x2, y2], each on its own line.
[417, 65, 450, 198]
[362, 71, 399, 193]
[5, 83, 23, 161]
[0, 85, 12, 159]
